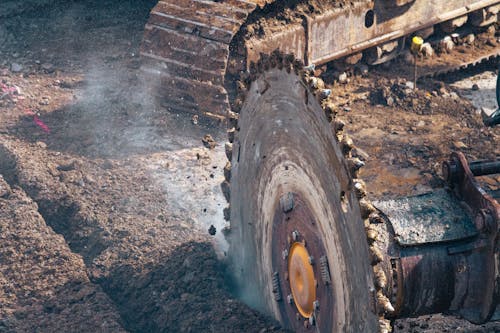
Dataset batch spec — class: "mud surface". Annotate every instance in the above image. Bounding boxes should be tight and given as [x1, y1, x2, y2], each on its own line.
[0, 1, 499, 333]
[334, 72, 499, 198]
[0, 1, 282, 332]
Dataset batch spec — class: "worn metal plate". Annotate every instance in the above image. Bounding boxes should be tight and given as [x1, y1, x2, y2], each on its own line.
[305, 0, 500, 65]
[374, 189, 477, 246]
[245, 24, 306, 67]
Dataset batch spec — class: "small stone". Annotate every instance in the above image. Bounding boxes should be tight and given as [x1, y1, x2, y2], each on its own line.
[404, 88, 413, 97]
[385, 96, 394, 107]
[464, 34, 475, 45]
[202, 134, 216, 149]
[416, 120, 425, 127]
[420, 322, 429, 329]
[0, 175, 11, 198]
[11, 63, 22, 72]
[338, 72, 348, 84]
[84, 175, 96, 184]
[440, 36, 454, 52]
[208, 225, 216, 236]
[421, 43, 434, 57]
[450, 33, 460, 44]
[36, 141, 47, 149]
[405, 81, 415, 90]
[41, 63, 53, 71]
[13, 85, 22, 95]
[487, 25, 496, 36]
[57, 160, 77, 171]
[191, 115, 198, 125]
[453, 141, 468, 149]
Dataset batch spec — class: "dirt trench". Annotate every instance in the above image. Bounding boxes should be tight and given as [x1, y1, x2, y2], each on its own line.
[0, 164, 126, 332]
[0, 138, 285, 333]
[0, 1, 284, 332]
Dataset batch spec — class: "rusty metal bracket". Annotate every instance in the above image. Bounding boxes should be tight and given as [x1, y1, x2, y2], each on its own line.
[372, 152, 499, 323]
[442, 152, 499, 233]
[442, 152, 499, 323]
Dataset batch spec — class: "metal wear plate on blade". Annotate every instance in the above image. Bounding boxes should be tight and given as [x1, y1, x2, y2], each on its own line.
[374, 189, 477, 246]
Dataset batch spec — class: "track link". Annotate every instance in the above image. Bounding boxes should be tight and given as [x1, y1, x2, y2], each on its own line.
[420, 50, 499, 80]
[140, 0, 276, 118]
[141, 0, 500, 119]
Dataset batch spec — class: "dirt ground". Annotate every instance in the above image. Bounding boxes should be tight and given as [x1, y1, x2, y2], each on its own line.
[0, 1, 498, 333]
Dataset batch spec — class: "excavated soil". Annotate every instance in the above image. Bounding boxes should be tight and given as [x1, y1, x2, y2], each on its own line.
[332, 72, 499, 198]
[0, 1, 499, 333]
[0, 1, 282, 332]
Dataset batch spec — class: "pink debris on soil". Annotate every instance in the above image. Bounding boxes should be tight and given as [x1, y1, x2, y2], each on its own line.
[33, 115, 50, 133]
[2, 82, 50, 133]
[1, 83, 17, 99]
[23, 108, 50, 134]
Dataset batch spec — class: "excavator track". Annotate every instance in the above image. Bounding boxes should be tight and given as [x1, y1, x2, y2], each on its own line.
[420, 50, 499, 80]
[140, 0, 500, 119]
[408, 25, 500, 79]
[140, 0, 267, 118]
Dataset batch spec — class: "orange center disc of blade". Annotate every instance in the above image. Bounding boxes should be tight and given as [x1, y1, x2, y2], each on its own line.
[288, 242, 316, 318]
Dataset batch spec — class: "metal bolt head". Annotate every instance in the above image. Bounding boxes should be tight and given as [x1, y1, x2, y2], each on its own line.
[292, 230, 299, 241]
[282, 249, 289, 260]
[308, 256, 314, 265]
[475, 210, 494, 233]
[474, 213, 485, 231]
[313, 300, 320, 311]
[280, 192, 294, 213]
[287, 294, 294, 304]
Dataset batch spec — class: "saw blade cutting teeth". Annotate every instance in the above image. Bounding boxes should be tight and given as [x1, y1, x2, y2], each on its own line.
[224, 51, 396, 333]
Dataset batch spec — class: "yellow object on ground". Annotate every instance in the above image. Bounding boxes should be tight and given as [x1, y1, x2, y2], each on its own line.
[411, 36, 424, 54]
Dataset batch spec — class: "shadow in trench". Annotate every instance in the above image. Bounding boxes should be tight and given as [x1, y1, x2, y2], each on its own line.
[96, 241, 286, 333]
